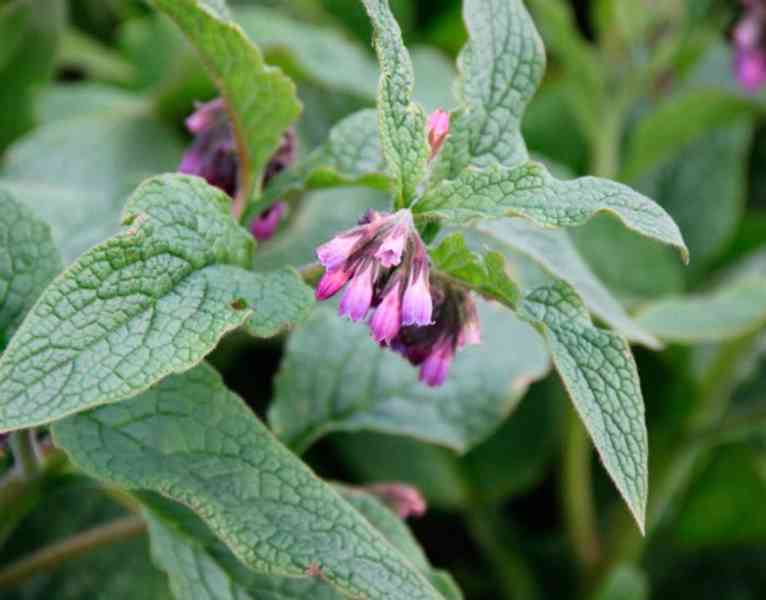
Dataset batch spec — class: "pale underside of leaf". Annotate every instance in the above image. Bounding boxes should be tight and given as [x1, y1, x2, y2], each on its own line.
[519, 280, 648, 531]
[52, 363, 444, 600]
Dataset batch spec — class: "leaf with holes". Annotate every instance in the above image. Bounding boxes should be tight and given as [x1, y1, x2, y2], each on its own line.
[416, 162, 688, 263]
[519, 280, 648, 531]
[0, 175, 254, 433]
[52, 363, 447, 600]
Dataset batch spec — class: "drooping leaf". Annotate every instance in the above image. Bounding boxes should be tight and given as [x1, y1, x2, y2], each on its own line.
[416, 162, 689, 263]
[636, 279, 766, 343]
[0, 88, 184, 263]
[0, 189, 62, 340]
[439, 0, 546, 176]
[270, 300, 549, 454]
[431, 233, 519, 308]
[471, 219, 660, 347]
[52, 363, 446, 600]
[0, 175, 254, 433]
[0, 0, 66, 150]
[361, 0, 429, 206]
[150, 0, 301, 203]
[519, 280, 648, 530]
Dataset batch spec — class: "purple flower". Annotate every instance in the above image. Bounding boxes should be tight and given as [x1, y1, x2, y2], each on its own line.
[364, 482, 427, 519]
[401, 254, 433, 327]
[370, 278, 403, 343]
[391, 279, 481, 387]
[250, 201, 287, 241]
[339, 260, 377, 321]
[426, 108, 450, 159]
[733, 0, 766, 92]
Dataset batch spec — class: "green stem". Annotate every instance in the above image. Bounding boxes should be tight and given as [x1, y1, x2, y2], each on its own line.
[9, 430, 38, 477]
[0, 515, 146, 589]
[562, 410, 601, 570]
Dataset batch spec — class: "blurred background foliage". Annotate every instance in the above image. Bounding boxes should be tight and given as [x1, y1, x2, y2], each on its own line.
[4, 0, 766, 599]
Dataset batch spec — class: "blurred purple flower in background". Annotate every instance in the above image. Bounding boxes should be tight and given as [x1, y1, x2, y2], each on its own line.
[734, 0, 766, 92]
[179, 98, 296, 238]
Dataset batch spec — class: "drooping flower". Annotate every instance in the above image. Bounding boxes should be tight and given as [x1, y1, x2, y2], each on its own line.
[733, 0, 766, 92]
[315, 208, 432, 333]
[363, 482, 427, 519]
[390, 278, 481, 387]
[426, 108, 450, 158]
[179, 98, 296, 237]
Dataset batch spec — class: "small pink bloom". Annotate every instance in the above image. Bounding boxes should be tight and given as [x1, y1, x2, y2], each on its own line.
[375, 223, 408, 267]
[366, 483, 427, 519]
[317, 233, 362, 270]
[315, 268, 352, 300]
[458, 295, 481, 347]
[339, 262, 376, 321]
[185, 98, 226, 133]
[401, 270, 432, 326]
[250, 202, 286, 241]
[426, 108, 450, 158]
[419, 340, 453, 387]
[370, 280, 403, 343]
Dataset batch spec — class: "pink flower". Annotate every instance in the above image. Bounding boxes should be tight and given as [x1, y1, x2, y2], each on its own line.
[733, 0, 766, 93]
[315, 267, 352, 301]
[250, 201, 286, 241]
[317, 232, 363, 271]
[370, 279, 403, 343]
[401, 268, 433, 326]
[426, 108, 450, 158]
[364, 483, 427, 519]
[419, 339, 454, 387]
[339, 261, 376, 321]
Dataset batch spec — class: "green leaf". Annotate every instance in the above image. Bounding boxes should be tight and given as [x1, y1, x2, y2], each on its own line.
[411, 46, 457, 112]
[471, 219, 660, 347]
[431, 233, 519, 308]
[361, 0, 429, 206]
[52, 363, 446, 600]
[270, 300, 549, 454]
[0, 89, 184, 263]
[416, 162, 689, 263]
[519, 280, 648, 530]
[151, 0, 301, 202]
[589, 564, 649, 600]
[0, 0, 66, 150]
[440, 0, 546, 175]
[0, 175, 255, 433]
[254, 109, 389, 215]
[0, 189, 62, 340]
[636, 280, 766, 343]
[231, 267, 315, 338]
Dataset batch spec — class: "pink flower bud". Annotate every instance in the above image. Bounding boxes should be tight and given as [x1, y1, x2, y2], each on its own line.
[426, 108, 450, 158]
[339, 262, 376, 321]
[370, 280, 403, 343]
[250, 202, 286, 241]
[365, 483, 427, 519]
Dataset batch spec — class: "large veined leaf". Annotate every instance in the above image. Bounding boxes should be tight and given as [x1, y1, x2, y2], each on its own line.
[416, 162, 689, 263]
[0, 189, 62, 340]
[150, 0, 300, 204]
[270, 301, 550, 454]
[519, 280, 648, 530]
[471, 219, 660, 347]
[361, 0, 429, 206]
[0, 89, 184, 263]
[0, 175, 256, 432]
[440, 0, 545, 176]
[52, 363, 446, 600]
[143, 488, 461, 600]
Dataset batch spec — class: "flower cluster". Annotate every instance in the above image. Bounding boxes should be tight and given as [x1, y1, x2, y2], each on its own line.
[315, 210, 480, 386]
[178, 97, 296, 240]
[734, 0, 766, 92]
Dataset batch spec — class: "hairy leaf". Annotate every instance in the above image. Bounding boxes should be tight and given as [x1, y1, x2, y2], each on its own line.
[440, 0, 545, 176]
[151, 0, 300, 201]
[0, 190, 62, 340]
[0, 175, 254, 432]
[270, 301, 549, 454]
[416, 163, 689, 263]
[431, 233, 519, 308]
[519, 280, 648, 530]
[636, 280, 766, 343]
[361, 0, 429, 206]
[52, 363, 445, 600]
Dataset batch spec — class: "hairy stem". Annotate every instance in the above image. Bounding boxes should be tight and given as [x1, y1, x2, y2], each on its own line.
[0, 515, 146, 589]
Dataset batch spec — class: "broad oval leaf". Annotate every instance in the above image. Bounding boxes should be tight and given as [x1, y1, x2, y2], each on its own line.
[0, 175, 254, 432]
[416, 162, 689, 263]
[270, 300, 550, 454]
[52, 363, 446, 600]
[519, 280, 648, 531]
[361, 0, 429, 206]
[151, 0, 300, 202]
[0, 189, 62, 340]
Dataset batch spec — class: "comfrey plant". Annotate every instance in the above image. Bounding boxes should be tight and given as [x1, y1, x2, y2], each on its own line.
[0, 0, 718, 599]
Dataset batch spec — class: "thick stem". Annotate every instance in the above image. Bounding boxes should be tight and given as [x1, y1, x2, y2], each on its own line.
[0, 515, 146, 589]
[9, 430, 38, 477]
[562, 410, 601, 570]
